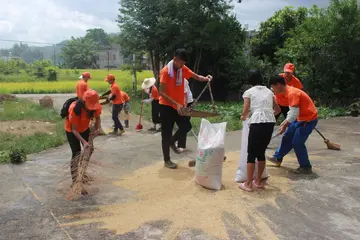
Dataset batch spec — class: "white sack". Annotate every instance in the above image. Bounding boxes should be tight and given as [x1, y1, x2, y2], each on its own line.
[195, 118, 227, 190]
[234, 120, 269, 182]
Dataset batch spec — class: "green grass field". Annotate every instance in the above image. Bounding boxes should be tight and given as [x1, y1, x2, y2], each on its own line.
[0, 69, 154, 94]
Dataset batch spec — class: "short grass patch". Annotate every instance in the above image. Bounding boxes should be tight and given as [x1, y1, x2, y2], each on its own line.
[0, 99, 66, 163]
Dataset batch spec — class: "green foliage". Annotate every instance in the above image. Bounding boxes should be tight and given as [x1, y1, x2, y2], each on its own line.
[9, 148, 27, 164]
[250, 6, 308, 64]
[61, 37, 98, 69]
[85, 28, 111, 49]
[276, 0, 360, 104]
[349, 101, 360, 111]
[0, 43, 44, 63]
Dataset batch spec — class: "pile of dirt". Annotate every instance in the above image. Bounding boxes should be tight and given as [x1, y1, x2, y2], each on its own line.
[0, 120, 55, 136]
[39, 96, 54, 108]
[0, 94, 17, 103]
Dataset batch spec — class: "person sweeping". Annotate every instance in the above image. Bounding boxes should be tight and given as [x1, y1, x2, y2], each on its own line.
[141, 77, 161, 132]
[268, 75, 318, 174]
[105, 74, 125, 135]
[159, 48, 212, 169]
[64, 89, 102, 185]
[238, 70, 280, 192]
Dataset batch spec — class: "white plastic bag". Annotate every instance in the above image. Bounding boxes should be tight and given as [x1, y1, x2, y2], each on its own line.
[195, 118, 227, 190]
[235, 120, 269, 182]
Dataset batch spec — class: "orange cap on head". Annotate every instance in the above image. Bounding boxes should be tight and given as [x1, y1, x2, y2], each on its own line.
[104, 74, 115, 82]
[284, 63, 295, 73]
[81, 72, 92, 79]
[82, 89, 101, 111]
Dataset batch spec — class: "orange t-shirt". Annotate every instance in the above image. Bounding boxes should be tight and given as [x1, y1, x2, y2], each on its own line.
[76, 80, 89, 99]
[286, 86, 317, 122]
[275, 74, 303, 106]
[121, 91, 130, 102]
[150, 85, 160, 100]
[110, 82, 123, 104]
[159, 65, 194, 109]
[65, 102, 102, 133]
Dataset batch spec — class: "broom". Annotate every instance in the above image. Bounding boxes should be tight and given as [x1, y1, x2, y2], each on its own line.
[135, 90, 144, 131]
[314, 127, 340, 150]
[67, 128, 95, 200]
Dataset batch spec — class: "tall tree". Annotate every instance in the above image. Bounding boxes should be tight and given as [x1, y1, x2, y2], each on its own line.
[85, 28, 111, 49]
[61, 37, 98, 69]
[250, 6, 308, 64]
[276, 0, 360, 104]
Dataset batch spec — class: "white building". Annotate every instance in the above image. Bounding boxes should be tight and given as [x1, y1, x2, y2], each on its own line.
[95, 44, 126, 69]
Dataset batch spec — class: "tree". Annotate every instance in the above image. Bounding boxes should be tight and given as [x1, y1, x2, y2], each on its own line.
[61, 37, 98, 69]
[250, 6, 308, 64]
[117, 0, 247, 99]
[85, 28, 111, 49]
[276, 0, 360, 104]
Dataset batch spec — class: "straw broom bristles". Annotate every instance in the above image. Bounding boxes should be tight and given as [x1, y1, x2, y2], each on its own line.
[67, 129, 96, 200]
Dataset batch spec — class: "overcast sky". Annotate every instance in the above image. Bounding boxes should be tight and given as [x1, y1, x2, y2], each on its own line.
[0, 0, 329, 48]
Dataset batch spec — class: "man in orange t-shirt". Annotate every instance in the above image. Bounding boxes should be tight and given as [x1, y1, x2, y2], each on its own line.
[105, 74, 125, 135]
[275, 63, 303, 120]
[159, 49, 212, 169]
[64, 89, 102, 183]
[76, 72, 91, 99]
[268, 75, 318, 174]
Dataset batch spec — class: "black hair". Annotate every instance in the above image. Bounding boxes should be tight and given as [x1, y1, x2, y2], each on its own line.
[269, 75, 286, 86]
[74, 99, 95, 118]
[247, 70, 263, 86]
[174, 48, 188, 62]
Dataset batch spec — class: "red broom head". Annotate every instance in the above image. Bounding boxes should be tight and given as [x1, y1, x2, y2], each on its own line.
[136, 123, 143, 130]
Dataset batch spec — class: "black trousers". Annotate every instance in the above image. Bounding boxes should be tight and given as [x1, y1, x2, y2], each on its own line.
[151, 100, 161, 124]
[275, 105, 290, 121]
[177, 101, 193, 148]
[247, 123, 275, 163]
[160, 104, 192, 162]
[66, 128, 90, 182]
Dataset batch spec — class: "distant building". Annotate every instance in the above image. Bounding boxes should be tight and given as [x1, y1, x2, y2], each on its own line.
[95, 44, 126, 69]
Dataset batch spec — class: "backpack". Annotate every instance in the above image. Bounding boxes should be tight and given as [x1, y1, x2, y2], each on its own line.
[60, 97, 78, 119]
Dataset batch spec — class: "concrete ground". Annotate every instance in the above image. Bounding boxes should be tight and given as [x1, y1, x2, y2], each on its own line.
[0, 94, 360, 240]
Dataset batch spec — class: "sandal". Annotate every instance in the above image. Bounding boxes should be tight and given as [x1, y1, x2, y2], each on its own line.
[239, 182, 253, 192]
[252, 180, 265, 189]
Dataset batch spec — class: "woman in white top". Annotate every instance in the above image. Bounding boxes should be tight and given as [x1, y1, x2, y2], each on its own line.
[239, 70, 281, 192]
[177, 79, 193, 152]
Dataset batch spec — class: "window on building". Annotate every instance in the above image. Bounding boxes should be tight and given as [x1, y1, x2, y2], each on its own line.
[113, 54, 116, 60]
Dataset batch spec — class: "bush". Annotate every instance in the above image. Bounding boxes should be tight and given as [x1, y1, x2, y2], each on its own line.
[47, 67, 58, 81]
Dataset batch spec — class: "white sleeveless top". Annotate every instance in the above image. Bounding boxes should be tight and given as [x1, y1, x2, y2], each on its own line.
[243, 86, 275, 124]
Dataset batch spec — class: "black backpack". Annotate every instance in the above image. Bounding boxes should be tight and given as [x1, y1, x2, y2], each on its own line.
[60, 97, 78, 119]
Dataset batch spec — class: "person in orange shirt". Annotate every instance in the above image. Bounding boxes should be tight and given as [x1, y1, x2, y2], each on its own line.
[141, 77, 161, 132]
[159, 49, 212, 169]
[64, 89, 102, 183]
[268, 75, 318, 174]
[121, 90, 131, 128]
[275, 63, 303, 120]
[105, 74, 125, 135]
[76, 72, 91, 99]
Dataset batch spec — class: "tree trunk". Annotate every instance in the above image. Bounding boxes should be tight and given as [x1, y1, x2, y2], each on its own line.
[154, 51, 161, 84]
[150, 50, 156, 78]
[195, 48, 202, 73]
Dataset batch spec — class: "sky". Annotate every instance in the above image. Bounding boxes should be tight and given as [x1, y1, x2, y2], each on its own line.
[0, 0, 329, 48]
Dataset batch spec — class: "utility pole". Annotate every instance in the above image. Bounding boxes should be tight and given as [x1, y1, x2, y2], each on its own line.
[53, 44, 56, 65]
[132, 53, 137, 95]
[107, 46, 110, 72]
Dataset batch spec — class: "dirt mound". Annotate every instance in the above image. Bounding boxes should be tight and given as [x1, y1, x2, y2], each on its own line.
[0, 94, 17, 102]
[39, 96, 54, 108]
[0, 120, 55, 136]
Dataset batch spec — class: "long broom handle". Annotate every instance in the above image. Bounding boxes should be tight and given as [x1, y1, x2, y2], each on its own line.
[314, 127, 327, 140]
[139, 90, 144, 123]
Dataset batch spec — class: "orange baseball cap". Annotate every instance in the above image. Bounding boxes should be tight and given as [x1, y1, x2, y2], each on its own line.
[80, 72, 92, 79]
[82, 89, 101, 110]
[104, 74, 115, 82]
[284, 63, 295, 73]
